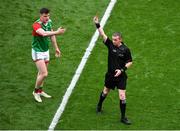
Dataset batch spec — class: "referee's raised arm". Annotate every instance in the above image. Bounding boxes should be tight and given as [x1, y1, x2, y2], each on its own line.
[93, 16, 107, 42]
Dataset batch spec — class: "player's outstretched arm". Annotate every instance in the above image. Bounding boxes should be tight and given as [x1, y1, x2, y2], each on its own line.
[36, 27, 66, 37]
[93, 16, 107, 42]
[50, 29, 62, 57]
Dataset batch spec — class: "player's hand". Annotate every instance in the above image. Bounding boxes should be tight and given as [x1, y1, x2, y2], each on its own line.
[55, 48, 61, 57]
[93, 16, 99, 23]
[114, 69, 121, 77]
[56, 27, 66, 35]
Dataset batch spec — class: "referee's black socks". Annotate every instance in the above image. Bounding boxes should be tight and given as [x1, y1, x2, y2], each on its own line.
[98, 91, 107, 106]
[120, 99, 126, 119]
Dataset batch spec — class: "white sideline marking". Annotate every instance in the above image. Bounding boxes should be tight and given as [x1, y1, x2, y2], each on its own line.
[48, 0, 117, 130]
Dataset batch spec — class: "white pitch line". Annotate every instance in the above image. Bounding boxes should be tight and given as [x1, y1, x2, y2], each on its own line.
[48, 0, 117, 130]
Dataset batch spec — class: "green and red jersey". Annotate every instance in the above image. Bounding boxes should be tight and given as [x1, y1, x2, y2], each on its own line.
[32, 19, 52, 52]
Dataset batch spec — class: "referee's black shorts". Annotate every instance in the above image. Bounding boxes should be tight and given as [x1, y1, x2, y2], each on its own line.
[104, 72, 127, 90]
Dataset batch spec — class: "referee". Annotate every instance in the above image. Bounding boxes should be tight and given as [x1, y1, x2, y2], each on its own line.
[93, 16, 133, 125]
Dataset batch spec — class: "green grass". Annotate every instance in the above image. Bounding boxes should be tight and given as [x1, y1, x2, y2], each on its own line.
[0, 0, 109, 129]
[0, 0, 180, 130]
[56, 0, 180, 130]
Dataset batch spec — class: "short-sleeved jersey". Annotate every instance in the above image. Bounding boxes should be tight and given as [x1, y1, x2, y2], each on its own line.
[32, 19, 52, 52]
[104, 38, 132, 73]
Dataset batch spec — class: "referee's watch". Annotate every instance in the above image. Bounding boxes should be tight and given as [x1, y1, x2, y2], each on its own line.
[120, 67, 127, 72]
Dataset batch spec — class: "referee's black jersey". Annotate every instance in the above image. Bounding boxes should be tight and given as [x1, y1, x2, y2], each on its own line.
[104, 37, 132, 73]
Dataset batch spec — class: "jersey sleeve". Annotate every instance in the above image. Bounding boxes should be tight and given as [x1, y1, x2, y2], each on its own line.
[103, 37, 112, 48]
[125, 48, 133, 63]
[32, 23, 41, 31]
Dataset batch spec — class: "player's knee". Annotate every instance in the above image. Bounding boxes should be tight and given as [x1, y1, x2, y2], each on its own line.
[41, 71, 48, 78]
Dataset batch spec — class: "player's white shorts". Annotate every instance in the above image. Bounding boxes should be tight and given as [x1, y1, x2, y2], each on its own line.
[32, 48, 50, 63]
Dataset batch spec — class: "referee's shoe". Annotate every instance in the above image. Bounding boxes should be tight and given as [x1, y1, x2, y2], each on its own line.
[96, 104, 102, 113]
[121, 117, 131, 125]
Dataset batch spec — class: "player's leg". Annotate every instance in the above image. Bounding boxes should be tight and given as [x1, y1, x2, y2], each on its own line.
[37, 62, 47, 88]
[33, 60, 48, 102]
[37, 72, 43, 87]
[35, 60, 48, 89]
[36, 50, 50, 87]
[40, 61, 52, 98]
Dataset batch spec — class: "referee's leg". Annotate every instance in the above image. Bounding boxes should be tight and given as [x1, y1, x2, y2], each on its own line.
[96, 87, 110, 113]
[118, 89, 131, 125]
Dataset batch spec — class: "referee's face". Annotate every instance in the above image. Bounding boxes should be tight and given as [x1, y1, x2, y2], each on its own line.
[112, 36, 122, 47]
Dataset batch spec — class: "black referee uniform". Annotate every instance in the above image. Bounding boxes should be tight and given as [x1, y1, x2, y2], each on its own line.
[96, 37, 133, 125]
[104, 37, 132, 90]
[94, 13, 133, 125]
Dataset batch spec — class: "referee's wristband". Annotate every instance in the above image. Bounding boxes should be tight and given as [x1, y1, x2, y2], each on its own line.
[95, 23, 100, 29]
[120, 67, 127, 73]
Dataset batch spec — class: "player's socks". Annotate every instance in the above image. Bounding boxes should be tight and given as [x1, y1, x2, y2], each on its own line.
[34, 87, 43, 93]
[39, 87, 43, 93]
[35, 88, 39, 93]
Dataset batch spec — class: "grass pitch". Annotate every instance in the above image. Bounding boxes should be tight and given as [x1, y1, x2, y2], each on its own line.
[0, 0, 179, 130]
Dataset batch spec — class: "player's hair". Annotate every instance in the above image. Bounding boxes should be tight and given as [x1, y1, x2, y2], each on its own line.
[40, 8, 50, 14]
[113, 32, 122, 39]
